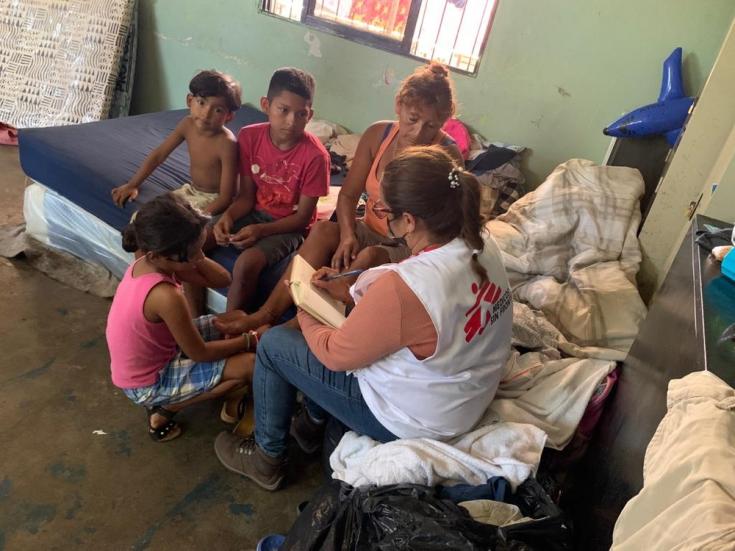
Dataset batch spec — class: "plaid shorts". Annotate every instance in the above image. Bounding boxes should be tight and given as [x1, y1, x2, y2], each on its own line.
[122, 315, 226, 407]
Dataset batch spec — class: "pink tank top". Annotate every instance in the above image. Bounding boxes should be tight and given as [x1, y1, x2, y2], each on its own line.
[106, 257, 180, 389]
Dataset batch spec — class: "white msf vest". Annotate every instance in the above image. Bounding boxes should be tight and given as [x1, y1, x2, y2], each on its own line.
[351, 235, 512, 440]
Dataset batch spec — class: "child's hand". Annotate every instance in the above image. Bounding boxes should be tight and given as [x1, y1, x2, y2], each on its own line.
[229, 225, 262, 249]
[187, 249, 206, 266]
[213, 216, 233, 246]
[164, 250, 205, 275]
[111, 184, 138, 206]
[213, 310, 250, 336]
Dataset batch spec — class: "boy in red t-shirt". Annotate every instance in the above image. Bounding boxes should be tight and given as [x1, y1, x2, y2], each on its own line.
[213, 68, 330, 312]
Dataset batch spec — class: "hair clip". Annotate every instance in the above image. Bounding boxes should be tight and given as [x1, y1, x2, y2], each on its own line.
[448, 168, 461, 189]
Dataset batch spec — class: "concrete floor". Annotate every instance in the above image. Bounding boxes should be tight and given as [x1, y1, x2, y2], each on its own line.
[0, 145, 322, 550]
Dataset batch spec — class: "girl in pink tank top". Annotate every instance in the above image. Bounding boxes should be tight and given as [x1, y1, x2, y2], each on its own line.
[106, 193, 255, 442]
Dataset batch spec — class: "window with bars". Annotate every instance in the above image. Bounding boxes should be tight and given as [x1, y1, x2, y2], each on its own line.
[260, 0, 498, 74]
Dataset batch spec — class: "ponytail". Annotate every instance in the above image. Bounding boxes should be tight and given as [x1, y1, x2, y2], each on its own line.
[382, 145, 489, 284]
[121, 222, 138, 252]
[457, 171, 488, 284]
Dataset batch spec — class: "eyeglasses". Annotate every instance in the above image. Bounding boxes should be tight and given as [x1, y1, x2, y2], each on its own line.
[371, 200, 393, 220]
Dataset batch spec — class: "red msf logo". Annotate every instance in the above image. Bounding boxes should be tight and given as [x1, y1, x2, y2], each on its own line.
[464, 281, 503, 343]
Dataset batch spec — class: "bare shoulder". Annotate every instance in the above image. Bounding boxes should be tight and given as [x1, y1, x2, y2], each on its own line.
[216, 128, 238, 156]
[362, 121, 394, 153]
[177, 116, 196, 137]
[144, 280, 181, 320]
[147, 280, 179, 302]
[364, 121, 393, 140]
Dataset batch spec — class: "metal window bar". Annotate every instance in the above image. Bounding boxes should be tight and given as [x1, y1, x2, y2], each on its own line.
[401, 0, 424, 51]
[429, 0, 450, 61]
[448, 1, 469, 70]
[260, 0, 496, 74]
[467, 0, 492, 72]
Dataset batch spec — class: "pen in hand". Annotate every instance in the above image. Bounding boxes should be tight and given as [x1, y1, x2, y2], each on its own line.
[321, 269, 365, 281]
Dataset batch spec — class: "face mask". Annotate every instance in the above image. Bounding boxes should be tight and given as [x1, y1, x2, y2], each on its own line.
[387, 216, 409, 247]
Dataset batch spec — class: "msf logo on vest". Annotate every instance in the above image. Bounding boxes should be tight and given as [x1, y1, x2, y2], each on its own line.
[464, 280, 512, 343]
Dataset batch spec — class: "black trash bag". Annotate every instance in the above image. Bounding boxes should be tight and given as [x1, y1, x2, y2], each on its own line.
[499, 478, 572, 551]
[281, 480, 498, 551]
[281, 479, 572, 551]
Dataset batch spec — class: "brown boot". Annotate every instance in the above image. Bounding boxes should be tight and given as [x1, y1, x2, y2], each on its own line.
[214, 432, 287, 491]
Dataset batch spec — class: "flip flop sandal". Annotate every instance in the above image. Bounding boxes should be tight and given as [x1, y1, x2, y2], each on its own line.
[147, 406, 182, 443]
[220, 386, 249, 424]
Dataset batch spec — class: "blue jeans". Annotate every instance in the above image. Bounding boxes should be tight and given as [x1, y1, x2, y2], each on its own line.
[253, 326, 397, 457]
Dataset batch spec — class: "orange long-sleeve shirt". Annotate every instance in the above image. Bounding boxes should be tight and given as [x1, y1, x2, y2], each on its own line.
[298, 271, 438, 371]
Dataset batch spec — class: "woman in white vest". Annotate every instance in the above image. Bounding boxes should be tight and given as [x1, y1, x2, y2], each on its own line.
[214, 146, 513, 491]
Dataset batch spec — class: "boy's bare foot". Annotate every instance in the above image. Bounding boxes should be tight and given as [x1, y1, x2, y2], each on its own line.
[214, 309, 275, 335]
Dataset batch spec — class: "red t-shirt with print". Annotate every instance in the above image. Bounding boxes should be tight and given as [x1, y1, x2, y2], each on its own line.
[238, 123, 330, 225]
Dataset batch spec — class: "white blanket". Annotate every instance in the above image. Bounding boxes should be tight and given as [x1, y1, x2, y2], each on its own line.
[330, 160, 644, 488]
[612, 372, 735, 550]
[330, 420, 546, 490]
[487, 351, 615, 450]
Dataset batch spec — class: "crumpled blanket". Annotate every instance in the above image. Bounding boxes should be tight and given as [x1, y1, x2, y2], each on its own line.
[0, 223, 118, 297]
[487, 159, 647, 354]
[486, 302, 616, 450]
[328, 133, 362, 169]
[476, 159, 526, 220]
[611, 372, 735, 551]
[487, 356, 615, 450]
[305, 119, 348, 145]
[330, 419, 547, 491]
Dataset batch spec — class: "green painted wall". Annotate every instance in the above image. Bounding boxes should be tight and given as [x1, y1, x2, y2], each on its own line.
[131, 0, 735, 186]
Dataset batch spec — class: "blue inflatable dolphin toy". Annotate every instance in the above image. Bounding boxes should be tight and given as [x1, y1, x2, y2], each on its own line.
[603, 48, 694, 146]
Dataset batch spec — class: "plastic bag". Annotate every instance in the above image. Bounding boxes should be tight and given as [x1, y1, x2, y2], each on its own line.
[501, 478, 572, 551]
[281, 479, 571, 551]
[282, 481, 497, 550]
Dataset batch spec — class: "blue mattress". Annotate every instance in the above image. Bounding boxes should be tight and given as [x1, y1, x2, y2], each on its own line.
[18, 106, 271, 274]
[18, 106, 341, 302]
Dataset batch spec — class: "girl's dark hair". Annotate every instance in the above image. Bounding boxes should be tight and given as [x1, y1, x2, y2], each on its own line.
[189, 69, 242, 112]
[382, 145, 487, 283]
[396, 62, 456, 121]
[121, 193, 208, 259]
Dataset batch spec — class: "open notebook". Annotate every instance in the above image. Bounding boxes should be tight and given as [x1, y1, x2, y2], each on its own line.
[288, 255, 347, 328]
